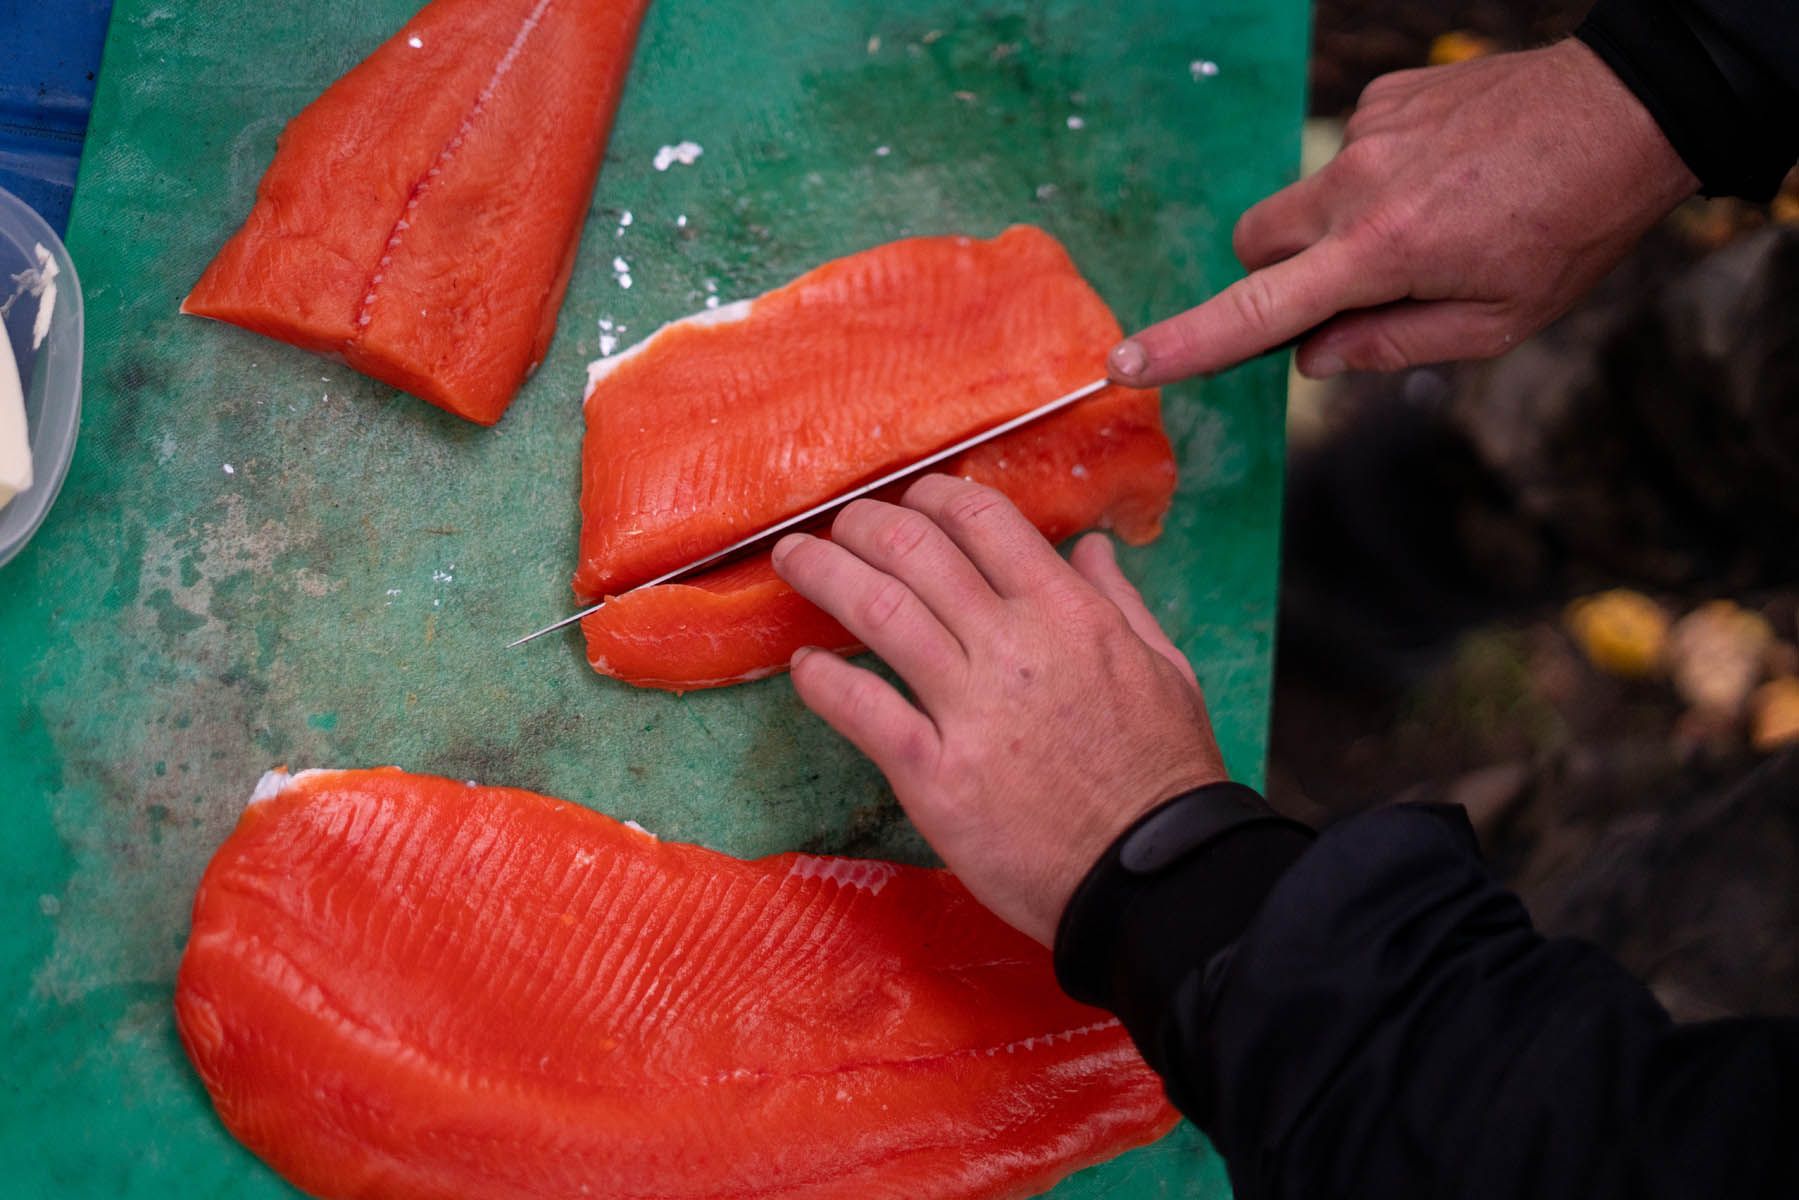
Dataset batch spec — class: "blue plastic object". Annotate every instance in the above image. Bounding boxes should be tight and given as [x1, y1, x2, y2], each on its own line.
[0, 1, 115, 233]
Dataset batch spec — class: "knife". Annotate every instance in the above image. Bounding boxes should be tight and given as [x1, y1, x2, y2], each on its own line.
[507, 377, 1112, 648]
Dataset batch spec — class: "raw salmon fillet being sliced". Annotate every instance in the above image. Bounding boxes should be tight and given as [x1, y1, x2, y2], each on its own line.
[576, 226, 1176, 690]
[582, 382, 1177, 690]
[184, 0, 649, 425]
[177, 768, 1178, 1200]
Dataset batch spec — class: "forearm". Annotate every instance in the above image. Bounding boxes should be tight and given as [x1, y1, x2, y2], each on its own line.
[1060, 801, 1799, 1199]
[1578, 0, 1799, 200]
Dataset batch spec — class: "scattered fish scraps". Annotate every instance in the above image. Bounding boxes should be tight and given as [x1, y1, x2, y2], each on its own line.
[2, 243, 61, 350]
[652, 140, 703, 171]
[27, 246, 58, 350]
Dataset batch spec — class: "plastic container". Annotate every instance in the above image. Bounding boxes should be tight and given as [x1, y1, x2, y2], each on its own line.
[0, 184, 83, 569]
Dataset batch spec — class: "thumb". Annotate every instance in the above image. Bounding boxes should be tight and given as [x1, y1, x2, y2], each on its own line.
[1296, 298, 1516, 377]
[1068, 534, 1200, 692]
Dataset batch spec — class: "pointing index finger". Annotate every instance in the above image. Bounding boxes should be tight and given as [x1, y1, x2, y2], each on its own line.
[1109, 239, 1403, 386]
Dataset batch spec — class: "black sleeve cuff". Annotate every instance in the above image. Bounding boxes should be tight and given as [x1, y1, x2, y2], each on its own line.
[1578, 0, 1799, 201]
[1052, 782, 1313, 1073]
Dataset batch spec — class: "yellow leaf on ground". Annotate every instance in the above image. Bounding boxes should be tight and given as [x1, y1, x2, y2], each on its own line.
[1774, 169, 1799, 224]
[1751, 677, 1799, 752]
[1565, 589, 1669, 679]
[1429, 32, 1497, 66]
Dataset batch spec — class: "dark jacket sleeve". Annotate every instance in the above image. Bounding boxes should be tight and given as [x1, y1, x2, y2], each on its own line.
[1577, 0, 1799, 200]
[1058, 801, 1799, 1200]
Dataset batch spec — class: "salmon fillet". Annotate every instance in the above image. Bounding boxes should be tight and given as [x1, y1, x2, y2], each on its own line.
[184, 0, 649, 425]
[177, 768, 1178, 1200]
[576, 227, 1176, 690]
[582, 382, 1177, 690]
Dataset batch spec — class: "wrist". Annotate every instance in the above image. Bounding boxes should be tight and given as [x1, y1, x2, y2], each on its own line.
[1557, 37, 1699, 208]
[1574, 1, 1792, 201]
[1046, 763, 1229, 934]
[1053, 782, 1313, 1023]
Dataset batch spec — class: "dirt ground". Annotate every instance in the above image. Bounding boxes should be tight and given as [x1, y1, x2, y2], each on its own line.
[1269, 4, 1799, 1020]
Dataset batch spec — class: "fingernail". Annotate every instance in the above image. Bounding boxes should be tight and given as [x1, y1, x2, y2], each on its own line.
[791, 646, 818, 666]
[1306, 352, 1346, 379]
[1109, 340, 1148, 379]
[771, 533, 810, 563]
[1077, 530, 1115, 561]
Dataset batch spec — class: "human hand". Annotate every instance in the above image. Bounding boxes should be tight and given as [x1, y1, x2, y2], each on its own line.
[770, 474, 1226, 946]
[1108, 39, 1699, 384]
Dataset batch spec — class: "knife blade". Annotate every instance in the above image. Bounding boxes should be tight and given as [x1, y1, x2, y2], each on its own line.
[507, 376, 1112, 648]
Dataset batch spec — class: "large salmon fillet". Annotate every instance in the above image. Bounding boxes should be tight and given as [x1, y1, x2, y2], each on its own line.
[184, 0, 649, 425]
[576, 227, 1176, 690]
[177, 768, 1178, 1200]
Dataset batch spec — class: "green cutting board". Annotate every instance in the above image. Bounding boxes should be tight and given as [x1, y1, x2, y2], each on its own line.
[0, 0, 1304, 1195]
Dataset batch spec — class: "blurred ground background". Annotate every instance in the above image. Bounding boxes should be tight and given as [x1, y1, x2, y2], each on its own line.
[1270, 1, 1799, 1020]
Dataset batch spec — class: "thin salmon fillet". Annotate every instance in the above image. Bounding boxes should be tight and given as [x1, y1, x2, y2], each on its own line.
[575, 227, 1176, 690]
[582, 382, 1177, 690]
[184, 0, 649, 425]
[177, 768, 1178, 1200]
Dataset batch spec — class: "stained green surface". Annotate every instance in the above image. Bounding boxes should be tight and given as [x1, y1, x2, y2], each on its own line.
[0, 0, 1304, 1195]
